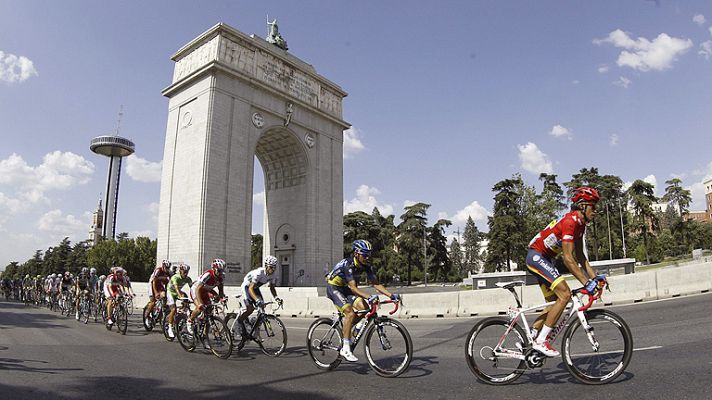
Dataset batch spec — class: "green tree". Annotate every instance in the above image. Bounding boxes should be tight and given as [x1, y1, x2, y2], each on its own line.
[485, 175, 526, 272]
[462, 216, 482, 274]
[397, 202, 430, 285]
[662, 178, 692, 218]
[251, 234, 264, 269]
[449, 238, 464, 280]
[428, 218, 452, 282]
[626, 179, 659, 264]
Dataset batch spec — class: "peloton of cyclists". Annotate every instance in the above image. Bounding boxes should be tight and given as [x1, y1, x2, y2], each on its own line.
[326, 239, 401, 362]
[526, 186, 607, 357]
[187, 259, 227, 334]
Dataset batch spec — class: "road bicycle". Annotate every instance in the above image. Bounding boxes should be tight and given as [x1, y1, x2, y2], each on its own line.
[163, 297, 193, 342]
[105, 294, 130, 335]
[225, 296, 287, 357]
[77, 290, 94, 324]
[175, 299, 233, 359]
[306, 298, 412, 377]
[465, 280, 633, 385]
[143, 296, 167, 332]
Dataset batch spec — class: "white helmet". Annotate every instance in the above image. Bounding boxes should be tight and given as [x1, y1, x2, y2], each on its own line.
[264, 255, 278, 268]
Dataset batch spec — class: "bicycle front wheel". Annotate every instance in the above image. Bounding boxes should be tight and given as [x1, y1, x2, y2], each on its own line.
[126, 296, 134, 315]
[562, 309, 633, 385]
[363, 318, 412, 377]
[465, 317, 527, 385]
[256, 315, 287, 357]
[207, 316, 233, 359]
[116, 305, 128, 335]
[142, 304, 154, 331]
[175, 314, 195, 352]
[306, 317, 342, 370]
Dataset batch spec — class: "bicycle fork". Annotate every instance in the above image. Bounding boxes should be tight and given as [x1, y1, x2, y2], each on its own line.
[575, 310, 599, 352]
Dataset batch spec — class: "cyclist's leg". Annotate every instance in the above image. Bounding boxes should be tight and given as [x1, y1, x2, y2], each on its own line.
[526, 250, 570, 344]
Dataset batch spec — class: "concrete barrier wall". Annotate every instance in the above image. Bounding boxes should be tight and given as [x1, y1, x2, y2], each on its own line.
[125, 260, 712, 319]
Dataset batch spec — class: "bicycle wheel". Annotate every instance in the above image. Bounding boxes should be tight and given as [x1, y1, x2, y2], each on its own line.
[306, 317, 342, 370]
[82, 300, 91, 324]
[116, 305, 128, 335]
[207, 316, 233, 359]
[175, 314, 195, 352]
[465, 317, 527, 385]
[143, 304, 155, 331]
[224, 313, 248, 351]
[562, 309, 633, 385]
[126, 296, 134, 315]
[363, 318, 412, 377]
[256, 315, 287, 357]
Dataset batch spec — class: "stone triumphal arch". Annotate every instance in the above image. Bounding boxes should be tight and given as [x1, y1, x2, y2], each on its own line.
[157, 23, 349, 285]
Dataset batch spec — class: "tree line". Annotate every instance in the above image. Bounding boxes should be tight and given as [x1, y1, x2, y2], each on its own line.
[3, 166, 712, 284]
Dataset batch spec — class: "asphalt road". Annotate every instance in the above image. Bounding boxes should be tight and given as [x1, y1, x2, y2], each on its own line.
[1, 293, 711, 400]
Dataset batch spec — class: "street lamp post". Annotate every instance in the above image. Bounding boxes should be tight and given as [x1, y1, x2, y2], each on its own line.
[423, 225, 428, 287]
[606, 201, 613, 260]
[618, 198, 627, 258]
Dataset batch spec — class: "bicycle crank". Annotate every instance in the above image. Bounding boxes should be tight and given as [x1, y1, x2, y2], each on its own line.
[525, 349, 546, 368]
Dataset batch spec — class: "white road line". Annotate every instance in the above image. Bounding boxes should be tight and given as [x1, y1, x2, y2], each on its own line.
[574, 345, 661, 357]
[633, 345, 662, 352]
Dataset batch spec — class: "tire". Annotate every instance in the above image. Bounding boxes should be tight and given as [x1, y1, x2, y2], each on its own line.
[143, 304, 154, 332]
[562, 309, 633, 385]
[82, 300, 91, 324]
[256, 315, 287, 357]
[175, 314, 195, 352]
[465, 317, 527, 385]
[126, 296, 134, 315]
[306, 317, 342, 370]
[207, 316, 233, 359]
[225, 313, 248, 351]
[364, 318, 413, 377]
[116, 305, 128, 335]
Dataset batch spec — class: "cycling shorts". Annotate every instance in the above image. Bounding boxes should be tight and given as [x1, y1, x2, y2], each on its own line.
[526, 249, 565, 297]
[326, 285, 357, 312]
[241, 286, 263, 307]
[149, 283, 166, 297]
[190, 284, 216, 305]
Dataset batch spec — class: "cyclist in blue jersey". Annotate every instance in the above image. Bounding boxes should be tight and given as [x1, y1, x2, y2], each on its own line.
[326, 239, 400, 362]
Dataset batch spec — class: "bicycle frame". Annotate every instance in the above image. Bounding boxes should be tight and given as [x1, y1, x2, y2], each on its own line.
[494, 282, 602, 361]
[324, 299, 400, 349]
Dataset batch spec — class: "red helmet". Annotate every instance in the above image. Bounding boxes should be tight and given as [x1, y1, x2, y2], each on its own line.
[211, 259, 226, 272]
[571, 187, 600, 204]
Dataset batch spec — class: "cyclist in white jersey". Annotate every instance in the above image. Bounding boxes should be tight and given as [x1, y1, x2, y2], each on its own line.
[235, 256, 283, 335]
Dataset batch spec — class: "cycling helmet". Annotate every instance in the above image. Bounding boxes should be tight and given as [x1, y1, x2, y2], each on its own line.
[161, 260, 171, 270]
[212, 258, 226, 272]
[25, 274, 30, 279]
[352, 239, 373, 256]
[99, 275, 106, 280]
[81, 267, 89, 274]
[170, 264, 178, 275]
[571, 187, 600, 205]
[179, 263, 190, 273]
[90, 267, 97, 275]
[51, 273, 57, 278]
[264, 255, 278, 268]
[64, 271, 70, 277]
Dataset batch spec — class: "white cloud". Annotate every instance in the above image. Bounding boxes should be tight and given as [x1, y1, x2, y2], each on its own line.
[609, 134, 620, 146]
[614, 76, 632, 88]
[343, 185, 394, 216]
[517, 142, 553, 175]
[145, 201, 160, 224]
[129, 230, 153, 238]
[450, 201, 490, 225]
[253, 191, 265, 206]
[0, 152, 94, 213]
[598, 65, 609, 73]
[0, 50, 38, 83]
[693, 14, 706, 26]
[699, 41, 712, 59]
[594, 29, 693, 71]
[126, 155, 162, 183]
[549, 124, 573, 139]
[643, 174, 657, 192]
[36, 209, 86, 234]
[343, 127, 365, 159]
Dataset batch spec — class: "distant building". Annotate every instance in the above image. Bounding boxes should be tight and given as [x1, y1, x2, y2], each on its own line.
[684, 177, 712, 223]
[89, 199, 103, 246]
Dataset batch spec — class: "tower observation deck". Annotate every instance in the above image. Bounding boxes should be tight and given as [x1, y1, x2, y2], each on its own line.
[90, 135, 135, 240]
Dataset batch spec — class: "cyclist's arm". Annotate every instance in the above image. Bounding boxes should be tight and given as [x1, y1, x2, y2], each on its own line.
[248, 282, 260, 301]
[574, 240, 596, 280]
[269, 282, 278, 298]
[562, 240, 589, 285]
[371, 283, 392, 299]
[346, 280, 371, 299]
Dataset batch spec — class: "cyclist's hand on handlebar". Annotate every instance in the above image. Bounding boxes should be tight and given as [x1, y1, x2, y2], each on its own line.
[584, 279, 598, 293]
[390, 293, 401, 302]
[274, 297, 283, 306]
[367, 295, 379, 305]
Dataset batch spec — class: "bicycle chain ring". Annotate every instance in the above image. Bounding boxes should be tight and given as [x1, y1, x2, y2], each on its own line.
[524, 348, 546, 368]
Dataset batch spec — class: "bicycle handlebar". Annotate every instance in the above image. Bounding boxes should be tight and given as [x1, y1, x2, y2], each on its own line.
[574, 280, 608, 311]
[365, 298, 399, 318]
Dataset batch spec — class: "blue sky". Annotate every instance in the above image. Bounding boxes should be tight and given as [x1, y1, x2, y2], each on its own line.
[2, 1, 712, 268]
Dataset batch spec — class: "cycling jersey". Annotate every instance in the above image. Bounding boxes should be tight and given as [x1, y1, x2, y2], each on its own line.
[528, 210, 586, 260]
[326, 257, 376, 287]
[167, 274, 192, 299]
[148, 267, 170, 294]
[242, 267, 276, 288]
[76, 273, 90, 290]
[103, 273, 126, 298]
[197, 269, 223, 291]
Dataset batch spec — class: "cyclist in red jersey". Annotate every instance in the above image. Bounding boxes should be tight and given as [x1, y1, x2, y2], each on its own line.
[187, 259, 226, 333]
[144, 260, 171, 327]
[526, 187, 606, 357]
[104, 267, 128, 327]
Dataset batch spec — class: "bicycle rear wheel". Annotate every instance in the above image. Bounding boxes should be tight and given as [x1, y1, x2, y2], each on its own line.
[306, 317, 342, 370]
[562, 309, 633, 384]
[207, 316, 233, 359]
[364, 318, 412, 377]
[82, 300, 91, 324]
[465, 317, 527, 385]
[175, 314, 195, 352]
[143, 304, 155, 331]
[256, 315, 287, 357]
[224, 313, 248, 351]
[126, 296, 134, 315]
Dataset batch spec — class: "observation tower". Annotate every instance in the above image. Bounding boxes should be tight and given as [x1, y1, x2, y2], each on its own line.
[90, 119, 135, 240]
